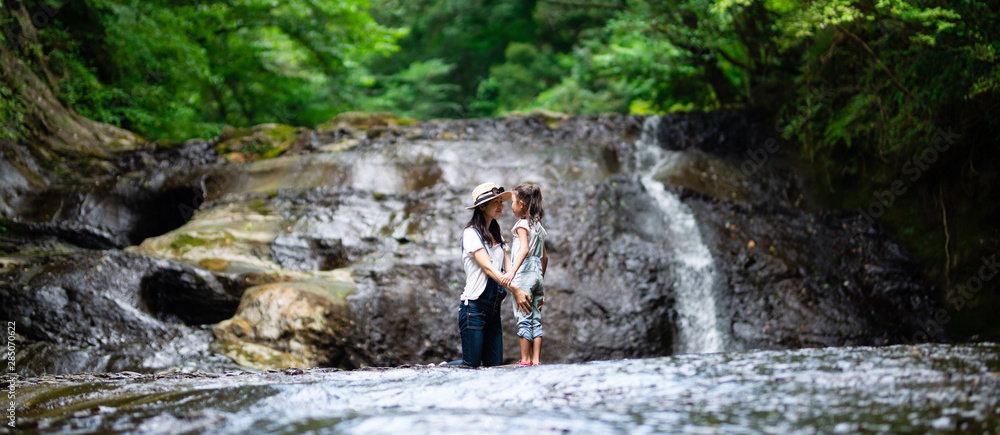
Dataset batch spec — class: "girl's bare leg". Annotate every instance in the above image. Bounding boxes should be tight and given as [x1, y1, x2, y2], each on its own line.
[531, 337, 542, 365]
[519, 336, 532, 363]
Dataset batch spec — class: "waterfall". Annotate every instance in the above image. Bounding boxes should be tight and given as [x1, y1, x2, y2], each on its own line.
[637, 116, 727, 354]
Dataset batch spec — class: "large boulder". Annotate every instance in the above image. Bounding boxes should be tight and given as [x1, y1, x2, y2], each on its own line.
[212, 272, 363, 370]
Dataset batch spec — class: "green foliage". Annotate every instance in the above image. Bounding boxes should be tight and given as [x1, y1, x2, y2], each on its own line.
[31, 0, 403, 141]
[778, 0, 993, 186]
[356, 59, 461, 118]
[0, 84, 27, 140]
[367, 0, 616, 117]
[483, 0, 800, 115]
[40, 26, 129, 127]
[474, 43, 566, 114]
[769, 0, 1000, 326]
[532, 77, 631, 114]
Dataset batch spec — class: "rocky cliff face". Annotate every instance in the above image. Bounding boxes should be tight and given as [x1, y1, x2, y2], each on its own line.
[0, 112, 946, 375]
[637, 113, 946, 349]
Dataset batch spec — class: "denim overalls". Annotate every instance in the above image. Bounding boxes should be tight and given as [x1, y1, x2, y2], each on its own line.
[510, 220, 545, 340]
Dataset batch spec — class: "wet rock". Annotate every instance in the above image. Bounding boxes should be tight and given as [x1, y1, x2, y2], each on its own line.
[504, 109, 572, 129]
[317, 112, 418, 133]
[435, 130, 459, 140]
[213, 123, 308, 162]
[539, 175, 677, 361]
[0, 250, 240, 375]
[0, 153, 38, 193]
[140, 263, 242, 325]
[3, 177, 204, 249]
[271, 235, 352, 271]
[131, 199, 283, 271]
[636, 114, 807, 209]
[212, 273, 362, 370]
[693, 199, 948, 349]
[636, 113, 947, 349]
[2, 112, 955, 374]
[348, 263, 465, 366]
[640, 149, 753, 202]
[108, 139, 220, 178]
[646, 111, 769, 158]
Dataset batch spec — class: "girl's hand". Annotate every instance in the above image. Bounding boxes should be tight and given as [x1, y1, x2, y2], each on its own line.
[538, 297, 545, 312]
[500, 271, 515, 286]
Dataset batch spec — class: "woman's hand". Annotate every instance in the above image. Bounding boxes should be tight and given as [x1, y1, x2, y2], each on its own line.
[473, 248, 530, 313]
[508, 284, 532, 315]
[500, 271, 515, 286]
[538, 297, 545, 312]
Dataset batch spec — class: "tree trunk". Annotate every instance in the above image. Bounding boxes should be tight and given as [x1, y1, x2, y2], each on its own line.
[1, 1, 142, 186]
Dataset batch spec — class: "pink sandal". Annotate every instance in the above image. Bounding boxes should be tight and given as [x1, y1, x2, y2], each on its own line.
[517, 360, 533, 366]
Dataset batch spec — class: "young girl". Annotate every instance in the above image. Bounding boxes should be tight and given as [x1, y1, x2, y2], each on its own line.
[500, 184, 548, 366]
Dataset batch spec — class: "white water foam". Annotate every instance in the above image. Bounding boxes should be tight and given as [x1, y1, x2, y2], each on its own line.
[637, 116, 726, 354]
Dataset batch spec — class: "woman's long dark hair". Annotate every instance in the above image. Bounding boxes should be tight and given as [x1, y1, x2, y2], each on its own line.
[467, 206, 504, 247]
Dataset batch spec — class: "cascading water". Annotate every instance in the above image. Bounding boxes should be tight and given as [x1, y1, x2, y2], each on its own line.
[637, 116, 728, 354]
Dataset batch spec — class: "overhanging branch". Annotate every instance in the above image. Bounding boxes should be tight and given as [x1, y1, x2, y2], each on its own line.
[835, 24, 916, 99]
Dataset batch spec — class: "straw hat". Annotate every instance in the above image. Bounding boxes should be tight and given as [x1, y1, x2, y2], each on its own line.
[465, 182, 513, 209]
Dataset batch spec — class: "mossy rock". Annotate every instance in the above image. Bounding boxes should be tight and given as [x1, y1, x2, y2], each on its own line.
[247, 198, 271, 215]
[211, 337, 311, 370]
[435, 131, 459, 140]
[167, 232, 236, 254]
[197, 258, 231, 271]
[392, 116, 420, 126]
[214, 125, 254, 143]
[214, 123, 304, 162]
[317, 112, 418, 132]
[530, 109, 571, 129]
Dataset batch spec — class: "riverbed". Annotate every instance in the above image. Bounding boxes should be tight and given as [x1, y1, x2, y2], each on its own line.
[10, 343, 999, 434]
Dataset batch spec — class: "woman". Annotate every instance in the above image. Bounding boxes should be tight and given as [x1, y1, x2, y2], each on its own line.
[451, 182, 532, 367]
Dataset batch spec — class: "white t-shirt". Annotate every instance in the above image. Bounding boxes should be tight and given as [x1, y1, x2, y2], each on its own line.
[461, 227, 505, 303]
[510, 218, 546, 263]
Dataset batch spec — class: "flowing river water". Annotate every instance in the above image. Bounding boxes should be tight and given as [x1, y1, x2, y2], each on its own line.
[10, 344, 1000, 433]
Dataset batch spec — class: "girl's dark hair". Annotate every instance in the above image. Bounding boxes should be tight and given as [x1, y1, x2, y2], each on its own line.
[513, 184, 544, 224]
[467, 206, 504, 247]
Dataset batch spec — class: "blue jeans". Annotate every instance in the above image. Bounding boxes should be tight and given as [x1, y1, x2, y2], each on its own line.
[454, 277, 507, 367]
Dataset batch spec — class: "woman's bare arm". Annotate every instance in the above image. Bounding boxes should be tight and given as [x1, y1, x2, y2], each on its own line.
[501, 227, 529, 286]
[473, 248, 531, 314]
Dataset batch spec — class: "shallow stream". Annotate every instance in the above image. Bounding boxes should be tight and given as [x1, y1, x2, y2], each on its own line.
[10, 343, 999, 434]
